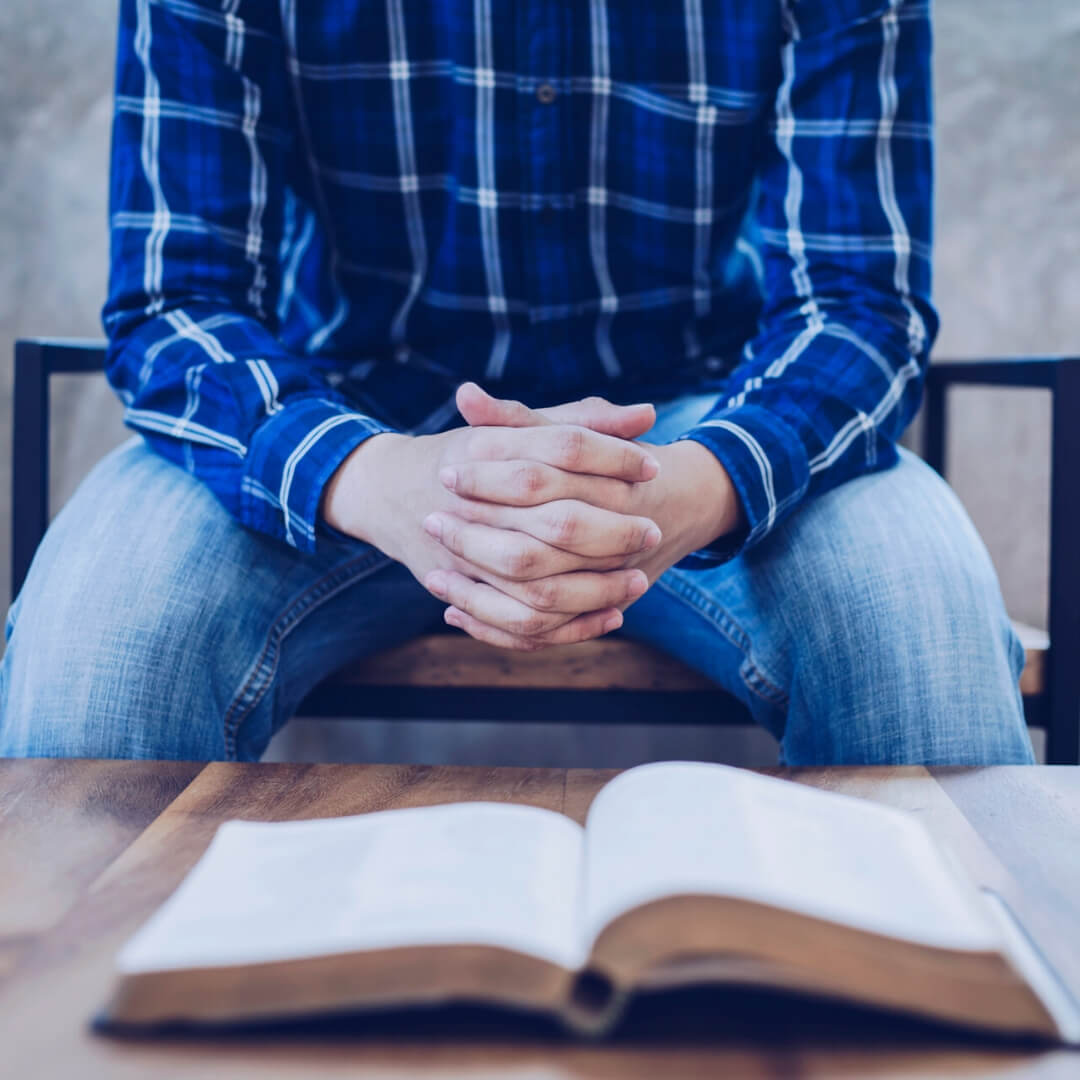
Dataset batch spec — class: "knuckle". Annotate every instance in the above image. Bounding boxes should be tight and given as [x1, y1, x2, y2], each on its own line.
[512, 463, 545, 498]
[436, 518, 459, 550]
[611, 479, 637, 514]
[547, 506, 580, 546]
[451, 465, 475, 496]
[525, 578, 559, 612]
[504, 543, 538, 580]
[564, 619, 594, 645]
[556, 427, 586, 469]
[515, 611, 549, 636]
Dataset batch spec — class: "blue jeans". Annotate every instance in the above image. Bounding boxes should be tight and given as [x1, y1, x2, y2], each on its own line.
[0, 394, 1034, 765]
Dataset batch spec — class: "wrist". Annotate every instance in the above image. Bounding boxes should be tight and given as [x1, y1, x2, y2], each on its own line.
[320, 431, 410, 544]
[649, 440, 745, 557]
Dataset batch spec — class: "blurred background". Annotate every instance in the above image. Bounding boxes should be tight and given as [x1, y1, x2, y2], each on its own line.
[1, 0, 1077, 765]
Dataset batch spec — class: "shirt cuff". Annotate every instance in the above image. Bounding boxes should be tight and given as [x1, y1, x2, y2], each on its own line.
[242, 395, 396, 553]
[672, 402, 810, 568]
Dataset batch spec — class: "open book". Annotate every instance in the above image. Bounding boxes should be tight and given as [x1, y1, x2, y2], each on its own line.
[100, 763, 1080, 1040]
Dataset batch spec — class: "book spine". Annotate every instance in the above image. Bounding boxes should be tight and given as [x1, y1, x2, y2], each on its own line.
[559, 970, 629, 1037]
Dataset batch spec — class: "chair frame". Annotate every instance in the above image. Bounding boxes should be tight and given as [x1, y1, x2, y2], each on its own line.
[923, 357, 1080, 764]
[10, 339, 1079, 761]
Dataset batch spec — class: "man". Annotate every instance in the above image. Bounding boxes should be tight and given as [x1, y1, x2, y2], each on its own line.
[0, 0, 1034, 764]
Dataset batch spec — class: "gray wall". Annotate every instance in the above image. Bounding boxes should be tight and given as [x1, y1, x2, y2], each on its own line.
[1, 2, 1076, 763]
[930, 0, 1080, 630]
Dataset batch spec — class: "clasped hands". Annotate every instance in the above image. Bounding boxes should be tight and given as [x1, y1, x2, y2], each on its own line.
[322, 383, 742, 651]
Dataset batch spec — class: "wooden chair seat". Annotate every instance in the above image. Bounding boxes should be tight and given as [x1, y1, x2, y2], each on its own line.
[329, 620, 1048, 696]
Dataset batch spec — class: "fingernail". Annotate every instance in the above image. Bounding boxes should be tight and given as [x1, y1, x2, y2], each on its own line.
[641, 455, 660, 479]
[439, 466, 458, 491]
[644, 525, 662, 548]
[444, 608, 463, 628]
[425, 571, 448, 597]
[423, 514, 444, 539]
[602, 613, 623, 634]
[627, 571, 649, 596]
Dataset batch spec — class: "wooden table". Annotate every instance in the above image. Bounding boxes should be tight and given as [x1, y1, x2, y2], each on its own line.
[1, 761, 1078, 1078]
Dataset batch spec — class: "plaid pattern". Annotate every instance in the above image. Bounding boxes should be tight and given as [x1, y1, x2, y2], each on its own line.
[104, 0, 937, 560]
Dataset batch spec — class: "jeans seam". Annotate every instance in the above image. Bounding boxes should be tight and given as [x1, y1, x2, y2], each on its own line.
[221, 548, 394, 759]
[656, 571, 790, 709]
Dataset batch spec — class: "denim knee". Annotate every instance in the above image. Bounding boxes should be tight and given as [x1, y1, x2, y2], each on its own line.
[757, 455, 1034, 765]
[1, 547, 233, 760]
[0, 441, 257, 759]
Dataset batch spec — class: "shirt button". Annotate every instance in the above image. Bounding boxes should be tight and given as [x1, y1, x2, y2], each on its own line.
[536, 83, 557, 105]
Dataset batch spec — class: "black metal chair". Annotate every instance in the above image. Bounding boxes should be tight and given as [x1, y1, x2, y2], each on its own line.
[10, 338, 1078, 762]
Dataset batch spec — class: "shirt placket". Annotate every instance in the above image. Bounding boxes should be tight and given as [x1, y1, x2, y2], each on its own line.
[517, 1, 574, 376]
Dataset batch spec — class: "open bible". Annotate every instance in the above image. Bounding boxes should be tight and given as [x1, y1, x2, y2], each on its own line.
[100, 763, 1080, 1040]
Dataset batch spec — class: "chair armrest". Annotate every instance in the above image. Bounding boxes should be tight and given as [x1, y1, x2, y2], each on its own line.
[926, 356, 1064, 391]
[15, 337, 107, 373]
[922, 356, 1077, 472]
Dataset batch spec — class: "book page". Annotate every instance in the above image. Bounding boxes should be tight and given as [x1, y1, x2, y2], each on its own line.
[583, 762, 1000, 952]
[118, 802, 586, 975]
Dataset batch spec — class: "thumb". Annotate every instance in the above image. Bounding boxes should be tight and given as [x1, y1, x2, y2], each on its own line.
[456, 382, 656, 440]
[455, 382, 548, 428]
[536, 396, 656, 440]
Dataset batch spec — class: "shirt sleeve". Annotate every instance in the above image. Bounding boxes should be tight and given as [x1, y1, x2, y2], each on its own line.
[674, 0, 939, 569]
[102, 0, 395, 553]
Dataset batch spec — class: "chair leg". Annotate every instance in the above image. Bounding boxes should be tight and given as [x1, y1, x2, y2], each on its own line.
[11, 340, 50, 599]
[1046, 357, 1080, 765]
[922, 371, 947, 476]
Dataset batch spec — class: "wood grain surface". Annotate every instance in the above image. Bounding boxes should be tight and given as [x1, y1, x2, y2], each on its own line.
[0, 759, 200, 978]
[328, 626, 1049, 695]
[0, 761, 1077, 1079]
[331, 634, 719, 691]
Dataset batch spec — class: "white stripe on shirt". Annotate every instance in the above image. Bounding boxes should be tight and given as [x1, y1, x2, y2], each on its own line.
[282, 0, 352, 357]
[474, 0, 513, 378]
[386, 0, 430, 364]
[685, 0, 714, 324]
[278, 412, 364, 547]
[278, 202, 316, 322]
[134, 0, 169, 315]
[775, 2, 823, 331]
[164, 309, 236, 364]
[246, 359, 282, 415]
[807, 4, 929, 479]
[587, 0, 620, 377]
[875, 3, 927, 357]
[696, 417, 778, 532]
[808, 356, 920, 473]
[240, 74, 270, 317]
[125, 408, 246, 455]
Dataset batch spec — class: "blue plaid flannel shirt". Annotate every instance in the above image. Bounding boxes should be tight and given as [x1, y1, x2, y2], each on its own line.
[103, 0, 937, 564]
